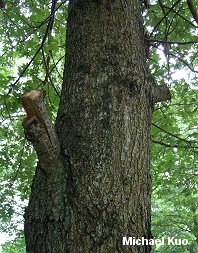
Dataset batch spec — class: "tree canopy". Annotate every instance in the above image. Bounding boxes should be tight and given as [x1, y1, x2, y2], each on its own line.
[0, 0, 197, 252]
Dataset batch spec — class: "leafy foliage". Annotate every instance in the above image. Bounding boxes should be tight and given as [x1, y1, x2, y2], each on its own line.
[0, 0, 197, 252]
[145, 1, 198, 252]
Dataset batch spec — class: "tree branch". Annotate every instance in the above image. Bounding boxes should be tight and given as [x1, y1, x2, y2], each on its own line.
[186, 0, 198, 26]
[152, 140, 198, 149]
[152, 123, 196, 145]
[158, 0, 166, 16]
[21, 90, 60, 173]
[148, 39, 198, 45]
[169, 52, 198, 73]
[162, 5, 197, 28]
[152, 84, 171, 103]
[150, 0, 182, 36]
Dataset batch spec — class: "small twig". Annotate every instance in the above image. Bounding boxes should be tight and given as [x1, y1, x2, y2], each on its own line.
[48, 70, 61, 98]
[152, 140, 198, 149]
[152, 123, 194, 144]
[42, 48, 51, 84]
[148, 39, 198, 45]
[166, 6, 183, 39]
[169, 52, 198, 73]
[152, 140, 178, 148]
[154, 102, 197, 111]
[50, 54, 65, 81]
[11, 138, 26, 184]
[158, 0, 166, 16]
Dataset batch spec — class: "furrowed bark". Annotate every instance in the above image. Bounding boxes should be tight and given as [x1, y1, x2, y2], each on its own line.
[56, 0, 153, 252]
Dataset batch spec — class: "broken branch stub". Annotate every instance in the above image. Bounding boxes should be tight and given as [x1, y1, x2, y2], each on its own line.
[21, 90, 60, 173]
[153, 84, 171, 103]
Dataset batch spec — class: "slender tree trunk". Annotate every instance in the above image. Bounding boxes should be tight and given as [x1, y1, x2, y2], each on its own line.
[24, 0, 170, 252]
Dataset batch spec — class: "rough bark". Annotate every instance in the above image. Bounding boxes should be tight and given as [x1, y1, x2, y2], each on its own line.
[23, 0, 171, 252]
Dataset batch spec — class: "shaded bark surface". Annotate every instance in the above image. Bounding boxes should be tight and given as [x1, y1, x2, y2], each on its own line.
[24, 0, 154, 252]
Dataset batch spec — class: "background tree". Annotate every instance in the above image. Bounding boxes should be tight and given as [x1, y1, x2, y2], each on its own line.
[0, 0, 197, 252]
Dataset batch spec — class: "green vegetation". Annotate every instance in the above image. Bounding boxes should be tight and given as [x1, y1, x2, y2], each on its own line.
[0, 0, 197, 252]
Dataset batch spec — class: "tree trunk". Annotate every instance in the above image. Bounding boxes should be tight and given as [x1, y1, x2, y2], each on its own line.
[24, 0, 170, 252]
